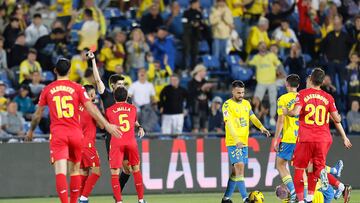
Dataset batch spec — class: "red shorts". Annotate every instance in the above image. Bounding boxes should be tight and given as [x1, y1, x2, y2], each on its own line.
[293, 142, 332, 175]
[80, 145, 100, 169]
[49, 133, 82, 164]
[109, 143, 140, 169]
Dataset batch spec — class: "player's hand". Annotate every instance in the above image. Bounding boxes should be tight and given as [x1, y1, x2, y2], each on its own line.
[343, 137, 352, 149]
[282, 107, 288, 116]
[273, 139, 279, 152]
[25, 131, 33, 142]
[86, 51, 95, 60]
[105, 123, 122, 138]
[138, 127, 145, 138]
[261, 127, 271, 137]
[236, 142, 244, 149]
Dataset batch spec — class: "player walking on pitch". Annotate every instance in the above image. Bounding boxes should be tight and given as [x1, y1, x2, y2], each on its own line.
[26, 58, 121, 203]
[221, 80, 271, 203]
[78, 85, 102, 203]
[283, 68, 352, 203]
[106, 87, 146, 203]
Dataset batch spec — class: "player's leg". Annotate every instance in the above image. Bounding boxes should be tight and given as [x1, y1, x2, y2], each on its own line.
[306, 161, 318, 202]
[79, 167, 89, 195]
[110, 145, 124, 203]
[54, 159, 69, 203]
[120, 160, 132, 191]
[325, 160, 343, 178]
[128, 144, 145, 203]
[276, 142, 296, 201]
[292, 142, 312, 203]
[68, 135, 83, 203]
[79, 148, 101, 202]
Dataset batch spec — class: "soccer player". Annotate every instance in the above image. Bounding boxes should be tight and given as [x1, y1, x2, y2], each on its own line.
[221, 80, 271, 203]
[88, 51, 144, 191]
[106, 87, 146, 203]
[273, 74, 300, 202]
[78, 85, 102, 203]
[25, 58, 121, 203]
[283, 68, 352, 203]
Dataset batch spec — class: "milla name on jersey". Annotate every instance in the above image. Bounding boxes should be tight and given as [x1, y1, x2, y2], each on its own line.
[50, 85, 75, 95]
[303, 93, 329, 105]
[112, 106, 131, 113]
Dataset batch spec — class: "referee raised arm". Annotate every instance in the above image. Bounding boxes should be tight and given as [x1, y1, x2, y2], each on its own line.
[87, 51, 145, 191]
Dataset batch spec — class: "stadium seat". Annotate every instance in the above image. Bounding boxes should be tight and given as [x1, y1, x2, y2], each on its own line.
[198, 40, 210, 54]
[201, 54, 220, 69]
[70, 22, 84, 43]
[103, 7, 122, 19]
[226, 55, 241, 67]
[42, 71, 55, 82]
[177, 0, 190, 8]
[230, 65, 254, 81]
[200, 0, 213, 9]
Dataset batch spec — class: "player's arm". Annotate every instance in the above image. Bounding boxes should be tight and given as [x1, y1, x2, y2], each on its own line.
[250, 113, 271, 137]
[25, 105, 45, 141]
[135, 120, 145, 138]
[84, 101, 121, 137]
[87, 51, 106, 94]
[274, 115, 284, 151]
[330, 111, 341, 123]
[283, 105, 301, 117]
[333, 122, 352, 149]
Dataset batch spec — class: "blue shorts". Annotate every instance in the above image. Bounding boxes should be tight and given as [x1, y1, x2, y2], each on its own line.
[227, 146, 248, 165]
[320, 186, 334, 202]
[277, 142, 296, 161]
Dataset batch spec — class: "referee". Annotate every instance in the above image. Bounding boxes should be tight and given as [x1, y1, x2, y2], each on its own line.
[87, 51, 145, 191]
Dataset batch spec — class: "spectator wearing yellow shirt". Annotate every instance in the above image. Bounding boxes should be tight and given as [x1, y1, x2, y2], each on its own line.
[75, 0, 106, 37]
[226, 0, 245, 39]
[272, 20, 298, 58]
[242, 0, 268, 39]
[19, 49, 42, 84]
[69, 50, 89, 82]
[137, 0, 165, 18]
[54, 0, 72, 28]
[0, 82, 7, 112]
[99, 37, 125, 82]
[77, 9, 100, 51]
[248, 42, 283, 126]
[246, 17, 270, 55]
[147, 55, 172, 101]
[209, 0, 234, 62]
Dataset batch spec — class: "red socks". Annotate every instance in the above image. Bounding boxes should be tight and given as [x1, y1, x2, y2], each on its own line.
[133, 171, 144, 200]
[112, 174, 122, 201]
[70, 175, 81, 203]
[56, 174, 68, 203]
[294, 169, 305, 201]
[82, 174, 100, 198]
[328, 174, 340, 188]
[307, 172, 317, 196]
[80, 175, 88, 195]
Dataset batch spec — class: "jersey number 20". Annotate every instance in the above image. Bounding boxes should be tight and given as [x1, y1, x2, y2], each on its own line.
[304, 104, 329, 125]
[53, 96, 74, 118]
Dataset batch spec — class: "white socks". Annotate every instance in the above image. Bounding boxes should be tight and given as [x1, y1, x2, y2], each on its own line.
[79, 196, 88, 201]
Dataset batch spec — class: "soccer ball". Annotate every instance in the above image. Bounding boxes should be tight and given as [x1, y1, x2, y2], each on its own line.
[275, 184, 290, 200]
[248, 191, 265, 203]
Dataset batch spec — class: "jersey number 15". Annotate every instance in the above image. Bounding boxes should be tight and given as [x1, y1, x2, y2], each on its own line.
[53, 96, 74, 118]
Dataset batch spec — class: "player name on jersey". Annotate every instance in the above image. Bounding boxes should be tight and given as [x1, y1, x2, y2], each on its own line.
[112, 106, 131, 113]
[303, 93, 329, 105]
[50, 85, 75, 95]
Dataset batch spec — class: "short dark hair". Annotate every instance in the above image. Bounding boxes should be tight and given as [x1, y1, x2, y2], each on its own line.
[232, 80, 245, 88]
[286, 74, 300, 88]
[109, 74, 124, 85]
[52, 28, 65, 35]
[310, 68, 325, 86]
[84, 8, 93, 18]
[33, 13, 42, 19]
[83, 84, 95, 93]
[55, 58, 71, 76]
[113, 87, 128, 102]
[84, 68, 93, 78]
[29, 48, 37, 55]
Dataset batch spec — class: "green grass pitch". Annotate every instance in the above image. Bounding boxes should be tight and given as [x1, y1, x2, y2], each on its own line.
[1, 191, 359, 203]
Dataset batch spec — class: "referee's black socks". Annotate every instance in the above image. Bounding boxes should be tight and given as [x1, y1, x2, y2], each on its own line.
[120, 171, 131, 191]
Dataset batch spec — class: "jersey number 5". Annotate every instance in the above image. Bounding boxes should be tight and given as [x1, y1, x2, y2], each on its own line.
[304, 104, 329, 125]
[53, 96, 74, 118]
[119, 114, 130, 132]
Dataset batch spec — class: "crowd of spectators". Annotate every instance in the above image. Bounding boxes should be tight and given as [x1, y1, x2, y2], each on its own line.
[0, 0, 359, 142]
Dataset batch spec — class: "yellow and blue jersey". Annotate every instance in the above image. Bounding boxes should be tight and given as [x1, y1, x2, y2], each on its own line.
[223, 98, 253, 147]
[277, 92, 298, 144]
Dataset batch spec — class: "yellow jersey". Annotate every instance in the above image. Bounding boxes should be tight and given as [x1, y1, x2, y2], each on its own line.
[277, 92, 298, 144]
[0, 97, 7, 112]
[226, 0, 244, 17]
[248, 52, 281, 84]
[19, 60, 42, 84]
[69, 56, 88, 82]
[55, 0, 72, 17]
[99, 44, 125, 72]
[223, 99, 253, 146]
[246, 26, 271, 54]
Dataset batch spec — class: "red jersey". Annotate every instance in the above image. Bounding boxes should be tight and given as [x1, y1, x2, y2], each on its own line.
[105, 102, 137, 146]
[295, 88, 337, 143]
[79, 104, 97, 147]
[38, 80, 90, 136]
